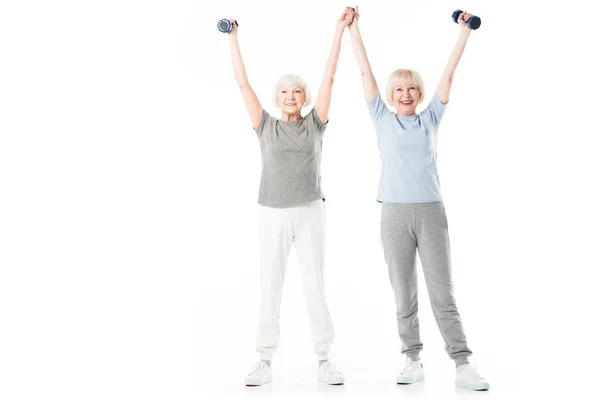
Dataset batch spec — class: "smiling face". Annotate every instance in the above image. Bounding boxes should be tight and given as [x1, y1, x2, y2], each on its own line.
[276, 85, 306, 115]
[272, 74, 312, 119]
[386, 69, 425, 116]
[391, 81, 422, 116]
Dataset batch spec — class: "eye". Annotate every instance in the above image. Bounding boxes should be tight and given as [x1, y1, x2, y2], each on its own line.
[396, 88, 402, 91]
[409, 87, 416, 91]
[294, 90, 301, 93]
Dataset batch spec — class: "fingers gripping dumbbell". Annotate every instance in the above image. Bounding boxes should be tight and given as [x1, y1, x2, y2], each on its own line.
[452, 10, 481, 30]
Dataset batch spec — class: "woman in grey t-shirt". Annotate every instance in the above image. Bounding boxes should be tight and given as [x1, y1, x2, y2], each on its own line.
[224, 9, 354, 386]
[347, 6, 489, 391]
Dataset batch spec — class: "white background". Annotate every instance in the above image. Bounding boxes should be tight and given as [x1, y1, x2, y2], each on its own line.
[1, 0, 599, 399]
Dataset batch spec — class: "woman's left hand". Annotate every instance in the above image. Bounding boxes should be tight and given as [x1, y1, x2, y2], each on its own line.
[457, 11, 473, 31]
[337, 8, 354, 31]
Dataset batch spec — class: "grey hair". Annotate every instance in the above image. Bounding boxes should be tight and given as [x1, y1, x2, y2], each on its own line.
[385, 69, 425, 107]
[272, 74, 312, 109]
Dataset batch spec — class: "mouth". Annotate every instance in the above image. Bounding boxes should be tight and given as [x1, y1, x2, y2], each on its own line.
[284, 103, 297, 106]
[400, 100, 413, 105]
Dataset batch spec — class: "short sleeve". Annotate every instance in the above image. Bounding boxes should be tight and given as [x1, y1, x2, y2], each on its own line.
[367, 92, 393, 122]
[307, 108, 328, 134]
[254, 110, 276, 138]
[422, 94, 448, 128]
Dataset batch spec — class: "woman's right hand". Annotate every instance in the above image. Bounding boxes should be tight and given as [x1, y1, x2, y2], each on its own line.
[227, 17, 238, 36]
[347, 6, 359, 31]
[337, 8, 355, 30]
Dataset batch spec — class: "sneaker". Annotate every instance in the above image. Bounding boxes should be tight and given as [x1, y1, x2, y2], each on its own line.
[244, 361, 272, 386]
[455, 364, 489, 391]
[317, 361, 344, 385]
[396, 358, 424, 384]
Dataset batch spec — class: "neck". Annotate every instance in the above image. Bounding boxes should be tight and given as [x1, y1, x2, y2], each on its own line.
[396, 109, 416, 117]
[281, 111, 302, 121]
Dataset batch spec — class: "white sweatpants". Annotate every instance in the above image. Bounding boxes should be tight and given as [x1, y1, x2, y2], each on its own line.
[256, 199, 334, 361]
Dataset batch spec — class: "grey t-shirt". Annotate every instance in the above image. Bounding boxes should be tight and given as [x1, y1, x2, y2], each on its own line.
[254, 108, 327, 208]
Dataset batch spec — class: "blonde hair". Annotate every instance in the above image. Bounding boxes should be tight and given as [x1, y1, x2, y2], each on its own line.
[272, 74, 312, 109]
[385, 69, 425, 107]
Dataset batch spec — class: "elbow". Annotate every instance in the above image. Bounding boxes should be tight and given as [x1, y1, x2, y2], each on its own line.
[442, 74, 454, 84]
[323, 74, 335, 84]
[320, 75, 335, 90]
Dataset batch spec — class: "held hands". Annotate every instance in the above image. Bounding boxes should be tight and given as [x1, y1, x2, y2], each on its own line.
[337, 7, 356, 32]
[346, 5, 359, 31]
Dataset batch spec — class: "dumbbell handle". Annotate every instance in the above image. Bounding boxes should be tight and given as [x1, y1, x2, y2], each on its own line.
[452, 10, 481, 30]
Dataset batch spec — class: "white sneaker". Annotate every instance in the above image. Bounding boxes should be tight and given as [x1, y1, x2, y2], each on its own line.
[244, 361, 272, 386]
[317, 361, 344, 385]
[396, 358, 424, 384]
[455, 364, 489, 391]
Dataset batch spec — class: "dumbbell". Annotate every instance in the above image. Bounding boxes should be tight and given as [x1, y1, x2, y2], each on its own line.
[217, 19, 238, 33]
[452, 10, 481, 30]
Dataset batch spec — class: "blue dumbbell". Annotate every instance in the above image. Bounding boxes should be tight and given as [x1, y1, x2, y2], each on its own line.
[217, 19, 238, 33]
[452, 10, 481, 30]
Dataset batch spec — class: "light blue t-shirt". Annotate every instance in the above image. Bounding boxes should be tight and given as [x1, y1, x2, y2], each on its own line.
[367, 92, 447, 203]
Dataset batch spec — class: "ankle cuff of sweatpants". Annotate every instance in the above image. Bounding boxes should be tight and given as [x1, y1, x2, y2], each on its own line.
[317, 353, 329, 361]
[454, 356, 469, 366]
[259, 353, 273, 361]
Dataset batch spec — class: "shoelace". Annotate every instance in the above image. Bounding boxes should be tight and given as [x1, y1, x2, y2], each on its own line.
[248, 362, 265, 376]
[459, 365, 485, 381]
[323, 362, 341, 376]
[401, 361, 420, 375]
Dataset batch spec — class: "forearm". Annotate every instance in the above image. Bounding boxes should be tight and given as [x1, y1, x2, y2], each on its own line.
[442, 30, 470, 80]
[227, 32, 262, 129]
[322, 28, 344, 83]
[436, 30, 470, 102]
[229, 34, 250, 87]
[314, 28, 344, 123]
[349, 26, 378, 101]
[349, 26, 373, 76]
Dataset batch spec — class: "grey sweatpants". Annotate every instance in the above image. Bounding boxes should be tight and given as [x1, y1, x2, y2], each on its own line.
[380, 202, 472, 366]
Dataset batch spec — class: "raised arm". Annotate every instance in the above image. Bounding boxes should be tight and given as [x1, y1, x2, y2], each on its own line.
[227, 18, 263, 130]
[347, 6, 378, 102]
[314, 9, 354, 124]
[435, 11, 473, 104]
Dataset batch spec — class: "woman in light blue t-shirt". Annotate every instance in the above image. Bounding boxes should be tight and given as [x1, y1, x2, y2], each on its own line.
[347, 6, 490, 391]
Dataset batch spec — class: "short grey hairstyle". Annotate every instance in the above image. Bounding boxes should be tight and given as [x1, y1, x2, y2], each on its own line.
[272, 74, 312, 109]
[385, 69, 425, 107]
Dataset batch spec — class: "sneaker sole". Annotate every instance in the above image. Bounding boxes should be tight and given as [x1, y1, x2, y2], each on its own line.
[455, 381, 489, 391]
[396, 375, 424, 385]
[318, 378, 344, 385]
[245, 378, 273, 386]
